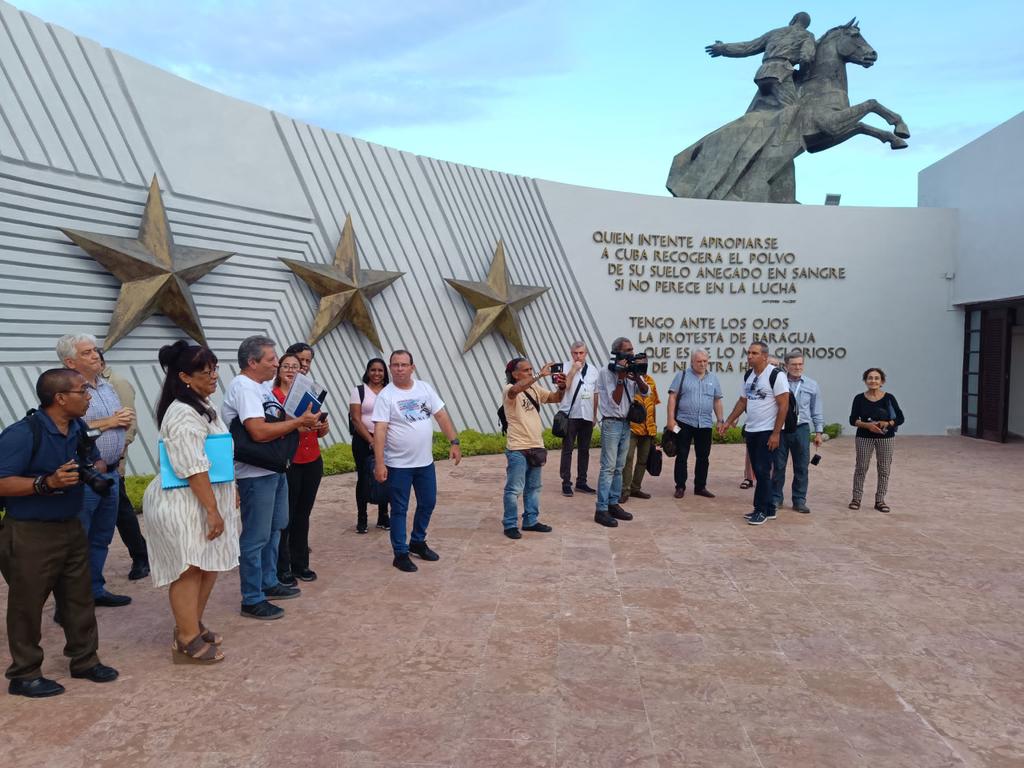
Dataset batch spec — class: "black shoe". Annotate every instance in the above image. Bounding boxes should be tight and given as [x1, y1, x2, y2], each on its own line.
[562, 482, 573, 497]
[393, 553, 418, 572]
[265, 584, 302, 600]
[747, 511, 769, 525]
[504, 527, 522, 539]
[575, 483, 597, 494]
[744, 511, 756, 520]
[608, 504, 633, 521]
[357, 514, 368, 534]
[409, 541, 440, 561]
[295, 568, 318, 582]
[793, 503, 811, 514]
[356, 525, 368, 534]
[70, 663, 119, 683]
[93, 591, 131, 608]
[240, 600, 284, 620]
[128, 560, 150, 581]
[630, 490, 652, 499]
[766, 509, 777, 520]
[522, 522, 552, 533]
[693, 488, 716, 498]
[594, 509, 618, 527]
[9, 676, 65, 698]
[376, 519, 390, 531]
[277, 571, 298, 587]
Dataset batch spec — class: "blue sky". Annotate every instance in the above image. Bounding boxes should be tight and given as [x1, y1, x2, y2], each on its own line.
[16, 0, 1024, 207]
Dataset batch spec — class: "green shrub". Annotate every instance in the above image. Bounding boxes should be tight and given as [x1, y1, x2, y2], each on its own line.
[711, 426, 745, 444]
[824, 423, 842, 440]
[321, 442, 356, 475]
[125, 474, 154, 510]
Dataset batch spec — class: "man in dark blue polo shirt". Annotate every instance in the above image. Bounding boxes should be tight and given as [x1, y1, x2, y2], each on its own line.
[0, 368, 119, 698]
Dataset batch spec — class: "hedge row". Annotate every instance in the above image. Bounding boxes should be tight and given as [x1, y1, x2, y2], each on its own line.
[124, 422, 841, 510]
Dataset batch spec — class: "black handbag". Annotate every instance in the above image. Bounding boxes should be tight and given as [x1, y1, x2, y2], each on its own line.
[229, 399, 299, 472]
[553, 366, 586, 439]
[661, 428, 678, 457]
[628, 400, 646, 424]
[646, 447, 663, 476]
[366, 455, 390, 505]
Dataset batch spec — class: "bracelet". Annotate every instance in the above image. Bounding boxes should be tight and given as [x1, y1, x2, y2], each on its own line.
[449, 438, 460, 446]
[33, 474, 55, 496]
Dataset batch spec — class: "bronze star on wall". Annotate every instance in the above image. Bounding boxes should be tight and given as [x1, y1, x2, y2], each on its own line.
[61, 176, 234, 350]
[445, 239, 548, 355]
[281, 214, 404, 349]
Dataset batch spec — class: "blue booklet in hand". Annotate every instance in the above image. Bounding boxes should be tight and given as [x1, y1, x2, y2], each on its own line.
[159, 433, 235, 489]
[293, 391, 323, 417]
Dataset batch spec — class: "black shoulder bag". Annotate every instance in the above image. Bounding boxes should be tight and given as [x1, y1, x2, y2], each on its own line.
[230, 399, 300, 472]
[552, 364, 586, 439]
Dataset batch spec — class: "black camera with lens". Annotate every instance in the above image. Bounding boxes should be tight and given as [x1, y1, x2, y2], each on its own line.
[76, 427, 114, 496]
[608, 352, 648, 377]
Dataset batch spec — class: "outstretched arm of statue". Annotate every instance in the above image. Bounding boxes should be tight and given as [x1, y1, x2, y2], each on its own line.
[705, 33, 768, 58]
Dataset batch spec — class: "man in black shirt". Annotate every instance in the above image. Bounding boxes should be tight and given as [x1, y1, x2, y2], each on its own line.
[0, 368, 119, 698]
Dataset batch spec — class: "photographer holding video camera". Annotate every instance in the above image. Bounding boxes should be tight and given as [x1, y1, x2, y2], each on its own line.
[594, 337, 649, 528]
[0, 368, 119, 697]
[57, 333, 133, 608]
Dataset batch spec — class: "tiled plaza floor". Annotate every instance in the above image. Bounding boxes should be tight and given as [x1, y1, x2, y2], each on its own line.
[2, 436, 1023, 767]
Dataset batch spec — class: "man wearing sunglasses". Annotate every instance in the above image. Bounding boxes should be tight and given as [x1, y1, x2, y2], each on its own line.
[0, 368, 120, 697]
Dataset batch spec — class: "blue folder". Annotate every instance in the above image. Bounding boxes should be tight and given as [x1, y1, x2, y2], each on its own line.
[293, 390, 323, 417]
[158, 433, 235, 489]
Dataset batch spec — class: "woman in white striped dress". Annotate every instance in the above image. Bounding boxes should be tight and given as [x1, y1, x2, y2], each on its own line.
[142, 341, 240, 664]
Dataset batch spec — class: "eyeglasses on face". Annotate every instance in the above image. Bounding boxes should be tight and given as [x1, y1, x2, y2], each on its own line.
[60, 388, 90, 395]
[279, 364, 301, 372]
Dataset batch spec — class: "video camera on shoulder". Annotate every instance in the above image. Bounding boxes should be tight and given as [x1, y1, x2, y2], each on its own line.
[77, 426, 114, 496]
[608, 351, 648, 377]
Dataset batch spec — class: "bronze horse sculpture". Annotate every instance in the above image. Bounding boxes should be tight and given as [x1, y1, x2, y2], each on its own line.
[667, 20, 909, 203]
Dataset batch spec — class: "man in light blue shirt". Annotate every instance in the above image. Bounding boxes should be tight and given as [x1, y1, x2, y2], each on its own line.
[666, 349, 724, 499]
[772, 352, 824, 513]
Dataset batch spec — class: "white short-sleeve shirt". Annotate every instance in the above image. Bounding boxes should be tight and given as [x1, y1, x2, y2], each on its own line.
[372, 380, 445, 468]
[221, 374, 278, 479]
[742, 365, 790, 432]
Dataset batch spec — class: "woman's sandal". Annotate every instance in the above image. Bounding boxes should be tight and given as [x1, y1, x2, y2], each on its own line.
[739, 479, 754, 489]
[175, 623, 222, 645]
[172, 631, 224, 664]
[848, 500, 861, 510]
[874, 502, 891, 513]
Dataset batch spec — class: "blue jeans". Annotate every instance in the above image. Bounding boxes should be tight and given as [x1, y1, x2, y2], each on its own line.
[772, 424, 810, 506]
[503, 450, 542, 529]
[745, 431, 777, 516]
[78, 470, 119, 598]
[597, 418, 630, 511]
[237, 473, 289, 606]
[387, 464, 436, 555]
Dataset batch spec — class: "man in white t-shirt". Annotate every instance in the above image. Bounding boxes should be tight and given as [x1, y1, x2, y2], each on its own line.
[373, 350, 462, 573]
[223, 335, 320, 620]
[558, 341, 599, 497]
[720, 341, 790, 526]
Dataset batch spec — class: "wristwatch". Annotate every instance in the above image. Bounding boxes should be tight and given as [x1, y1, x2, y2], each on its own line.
[34, 474, 56, 496]
[449, 438, 460, 446]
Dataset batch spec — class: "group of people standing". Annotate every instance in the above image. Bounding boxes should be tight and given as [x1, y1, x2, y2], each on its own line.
[500, 338, 905, 534]
[0, 330, 905, 696]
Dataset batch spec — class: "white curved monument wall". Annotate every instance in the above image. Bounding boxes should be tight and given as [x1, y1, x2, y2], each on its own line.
[0, 2, 961, 474]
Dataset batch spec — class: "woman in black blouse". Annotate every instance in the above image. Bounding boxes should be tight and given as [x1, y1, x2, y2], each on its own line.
[848, 368, 905, 513]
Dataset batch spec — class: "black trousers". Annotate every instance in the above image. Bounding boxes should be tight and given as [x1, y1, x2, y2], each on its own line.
[673, 423, 713, 491]
[352, 434, 389, 525]
[278, 457, 323, 574]
[559, 417, 594, 485]
[115, 474, 148, 564]
[0, 517, 100, 680]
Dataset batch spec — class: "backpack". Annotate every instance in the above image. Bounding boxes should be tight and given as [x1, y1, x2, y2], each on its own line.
[743, 367, 798, 434]
[0, 410, 44, 513]
[348, 384, 365, 438]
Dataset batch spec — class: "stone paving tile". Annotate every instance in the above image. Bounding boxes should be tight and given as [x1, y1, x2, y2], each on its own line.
[2, 437, 1023, 767]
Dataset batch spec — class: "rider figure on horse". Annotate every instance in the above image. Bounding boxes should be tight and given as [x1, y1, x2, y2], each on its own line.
[706, 12, 815, 112]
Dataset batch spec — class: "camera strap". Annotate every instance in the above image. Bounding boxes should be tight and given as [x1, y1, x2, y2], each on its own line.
[566, 365, 586, 414]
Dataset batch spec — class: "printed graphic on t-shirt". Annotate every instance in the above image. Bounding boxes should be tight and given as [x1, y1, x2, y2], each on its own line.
[398, 398, 431, 422]
[519, 394, 537, 412]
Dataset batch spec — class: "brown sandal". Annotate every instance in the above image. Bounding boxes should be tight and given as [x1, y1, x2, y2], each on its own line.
[848, 500, 861, 510]
[172, 631, 224, 664]
[174, 623, 222, 645]
[874, 502, 891, 513]
[739, 479, 754, 489]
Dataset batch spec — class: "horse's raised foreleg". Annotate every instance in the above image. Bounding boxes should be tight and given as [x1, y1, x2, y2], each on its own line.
[855, 122, 908, 149]
[852, 99, 910, 139]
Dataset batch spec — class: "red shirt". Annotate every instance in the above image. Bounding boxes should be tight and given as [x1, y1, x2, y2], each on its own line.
[273, 387, 321, 464]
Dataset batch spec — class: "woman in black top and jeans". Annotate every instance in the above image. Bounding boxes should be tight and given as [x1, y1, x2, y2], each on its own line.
[349, 358, 390, 533]
[848, 367, 905, 513]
